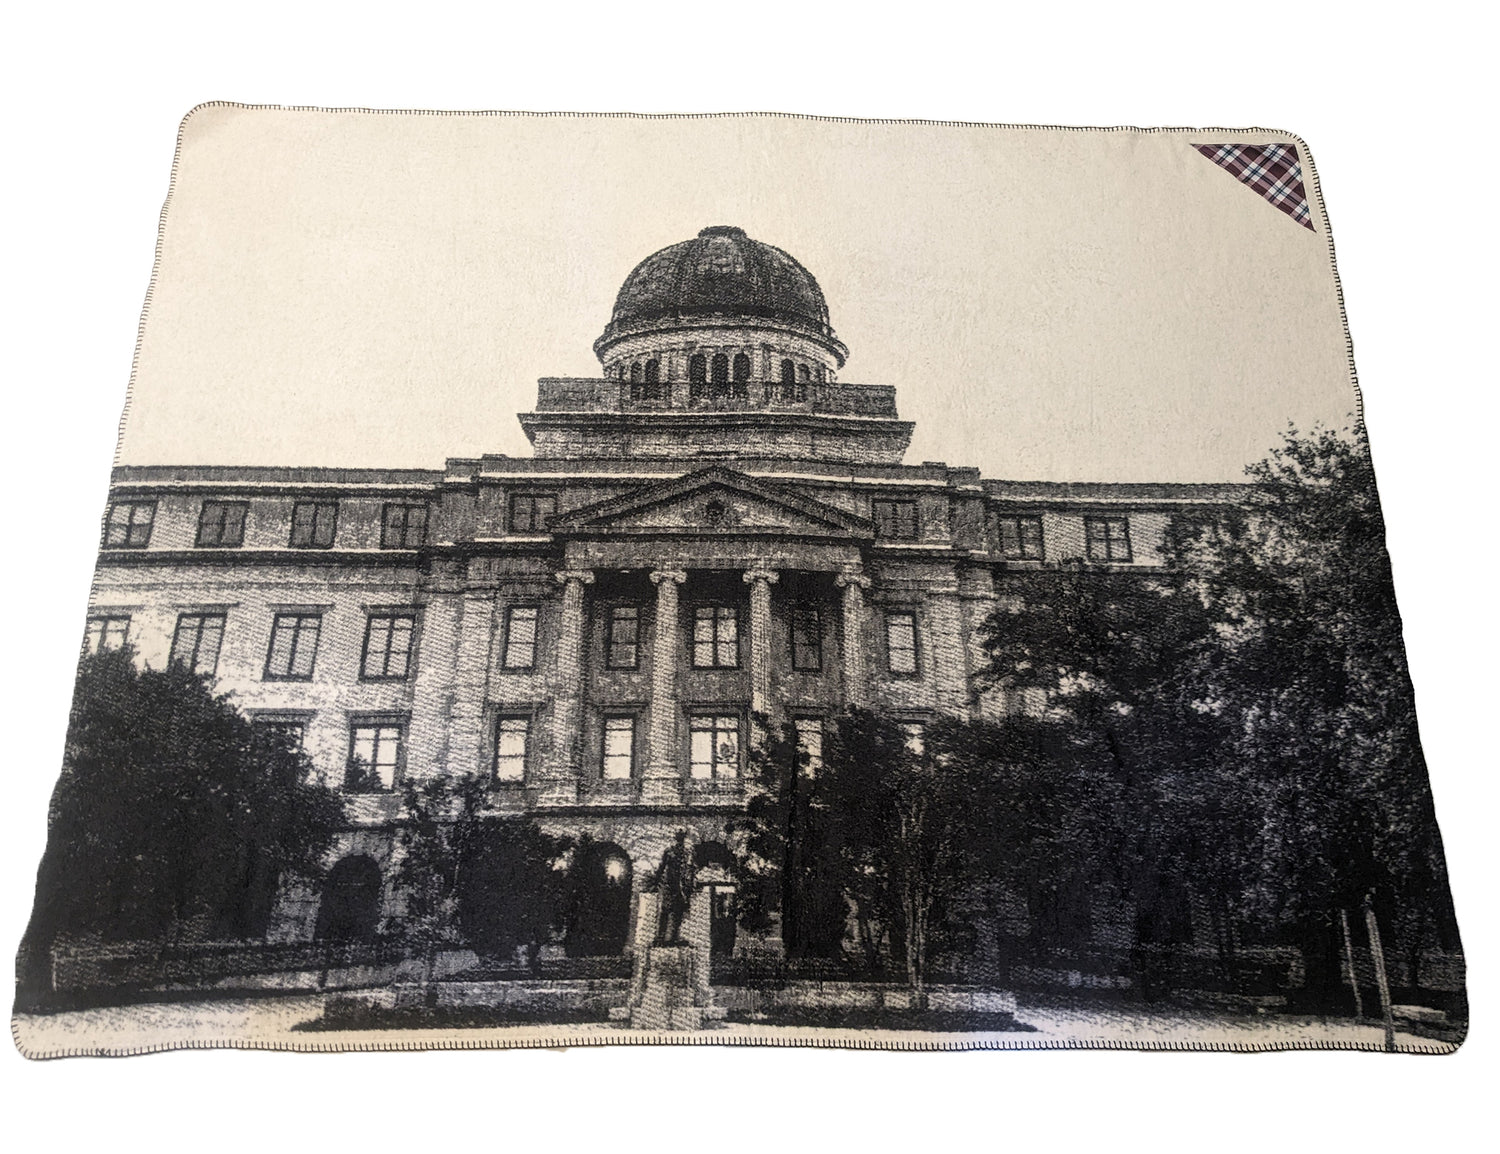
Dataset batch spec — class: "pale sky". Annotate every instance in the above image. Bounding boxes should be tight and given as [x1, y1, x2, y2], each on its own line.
[117, 108, 1356, 483]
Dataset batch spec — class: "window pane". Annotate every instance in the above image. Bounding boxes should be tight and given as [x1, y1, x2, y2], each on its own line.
[388, 617, 413, 676]
[603, 717, 634, 779]
[405, 506, 427, 546]
[196, 616, 224, 675]
[504, 607, 538, 667]
[495, 717, 528, 780]
[363, 618, 391, 677]
[267, 619, 294, 675]
[887, 614, 917, 674]
[690, 725, 714, 779]
[714, 720, 739, 778]
[291, 617, 319, 678]
[82, 619, 103, 655]
[171, 616, 200, 667]
[795, 719, 823, 774]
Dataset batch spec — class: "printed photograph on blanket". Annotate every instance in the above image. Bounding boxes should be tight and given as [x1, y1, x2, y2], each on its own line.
[12, 107, 1465, 1056]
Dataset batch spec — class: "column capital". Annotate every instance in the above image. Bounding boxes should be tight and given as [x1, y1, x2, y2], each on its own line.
[650, 568, 688, 586]
[742, 566, 779, 586]
[835, 568, 871, 590]
[554, 569, 595, 587]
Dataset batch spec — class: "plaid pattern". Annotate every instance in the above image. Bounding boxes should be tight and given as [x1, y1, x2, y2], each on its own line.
[1196, 143, 1315, 230]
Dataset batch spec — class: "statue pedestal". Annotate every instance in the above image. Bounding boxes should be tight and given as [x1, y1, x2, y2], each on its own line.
[611, 891, 724, 1030]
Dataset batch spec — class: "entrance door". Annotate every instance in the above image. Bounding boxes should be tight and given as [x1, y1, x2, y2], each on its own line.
[707, 884, 737, 957]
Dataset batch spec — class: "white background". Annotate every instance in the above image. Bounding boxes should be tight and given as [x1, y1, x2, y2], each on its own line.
[1, 3, 1493, 1149]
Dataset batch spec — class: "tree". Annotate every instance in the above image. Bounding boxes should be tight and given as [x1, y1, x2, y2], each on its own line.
[819, 709, 989, 1009]
[728, 716, 849, 961]
[20, 647, 344, 991]
[455, 817, 570, 970]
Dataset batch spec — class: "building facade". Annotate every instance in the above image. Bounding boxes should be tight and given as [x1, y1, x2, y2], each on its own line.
[85, 226, 1239, 954]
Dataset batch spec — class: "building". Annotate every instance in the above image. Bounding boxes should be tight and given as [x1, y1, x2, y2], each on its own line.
[85, 225, 1239, 958]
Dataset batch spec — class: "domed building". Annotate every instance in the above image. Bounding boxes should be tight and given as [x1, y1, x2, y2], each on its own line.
[86, 226, 1240, 989]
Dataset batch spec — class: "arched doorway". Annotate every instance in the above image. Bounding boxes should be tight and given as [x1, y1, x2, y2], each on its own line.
[314, 855, 383, 942]
[694, 841, 738, 958]
[564, 840, 633, 956]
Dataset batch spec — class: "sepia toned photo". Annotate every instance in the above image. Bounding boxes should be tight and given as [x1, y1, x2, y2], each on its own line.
[12, 108, 1465, 1056]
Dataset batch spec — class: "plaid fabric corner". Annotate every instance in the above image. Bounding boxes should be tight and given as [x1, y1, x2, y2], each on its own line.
[1196, 143, 1316, 231]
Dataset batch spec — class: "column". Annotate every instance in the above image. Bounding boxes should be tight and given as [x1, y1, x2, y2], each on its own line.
[543, 568, 593, 803]
[646, 568, 687, 803]
[835, 567, 871, 709]
[927, 586, 971, 718]
[742, 566, 779, 719]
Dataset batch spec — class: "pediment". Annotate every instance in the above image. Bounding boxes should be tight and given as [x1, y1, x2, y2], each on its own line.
[550, 466, 873, 540]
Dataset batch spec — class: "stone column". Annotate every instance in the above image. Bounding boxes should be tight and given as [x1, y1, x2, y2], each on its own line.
[927, 586, 971, 719]
[646, 568, 687, 803]
[742, 566, 779, 719]
[543, 568, 593, 803]
[835, 567, 872, 709]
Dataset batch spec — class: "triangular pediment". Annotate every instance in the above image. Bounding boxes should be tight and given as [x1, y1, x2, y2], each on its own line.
[550, 466, 873, 540]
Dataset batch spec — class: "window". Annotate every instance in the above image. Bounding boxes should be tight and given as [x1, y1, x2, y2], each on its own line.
[689, 353, 707, 384]
[494, 715, 531, 783]
[630, 361, 643, 382]
[170, 612, 226, 676]
[606, 606, 640, 669]
[361, 613, 415, 680]
[289, 501, 337, 548]
[644, 358, 660, 384]
[733, 353, 751, 383]
[602, 715, 636, 780]
[690, 714, 740, 780]
[873, 499, 919, 540]
[502, 605, 539, 669]
[381, 504, 428, 549]
[997, 515, 1044, 560]
[103, 501, 155, 548]
[794, 717, 824, 775]
[711, 353, 729, 386]
[82, 615, 130, 656]
[791, 605, 822, 671]
[780, 358, 795, 384]
[346, 723, 403, 792]
[798, 363, 811, 382]
[900, 721, 927, 755]
[885, 611, 919, 675]
[508, 493, 557, 534]
[196, 501, 247, 547]
[252, 718, 306, 753]
[692, 604, 739, 668]
[1085, 516, 1133, 562]
[265, 613, 322, 680]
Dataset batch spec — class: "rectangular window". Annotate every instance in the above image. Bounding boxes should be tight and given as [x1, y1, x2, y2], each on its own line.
[289, 501, 338, 548]
[170, 612, 226, 676]
[997, 515, 1044, 560]
[264, 613, 322, 680]
[873, 499, 918, 540]
[102, 501, 155, 548]
[252, 718, 306, 753]
[346, 723, 403, 792]
[502, 605, 539, 670]
[494, 715, 531, 783]
[1085, 516, 1133, 562]
[900, 721, 927, 755]
[689, 714, 741, 780]
[508, 493, 558, 533]
[606, 606, 640, 670]
[361, 613, 416, 680]
[794, 717, 824, 775]
[195, 501, 248, 547]
[791, 606, 823, 672]
[885, 611, 919, 675]
[82, 615, 130, 656]
[692, 604, 740, 668]
[381, 503, 428, 549]
[602, 715, 636, 780]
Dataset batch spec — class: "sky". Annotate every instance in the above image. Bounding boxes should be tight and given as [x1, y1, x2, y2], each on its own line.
[116, 108, 1358, 483]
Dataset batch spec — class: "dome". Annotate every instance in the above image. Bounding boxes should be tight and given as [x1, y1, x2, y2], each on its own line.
[597, 226, 843, 357]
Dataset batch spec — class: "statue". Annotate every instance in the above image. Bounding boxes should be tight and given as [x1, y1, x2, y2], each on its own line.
[650, 831, 696, 945]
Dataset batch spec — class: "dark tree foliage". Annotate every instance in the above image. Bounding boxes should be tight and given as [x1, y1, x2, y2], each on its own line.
[455, 817, 571, 968]
[978, 423, 1459, 996]
[728, 717, 847, 961]
[21, 648, 344, 977]
[391, 776, 571, 978]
